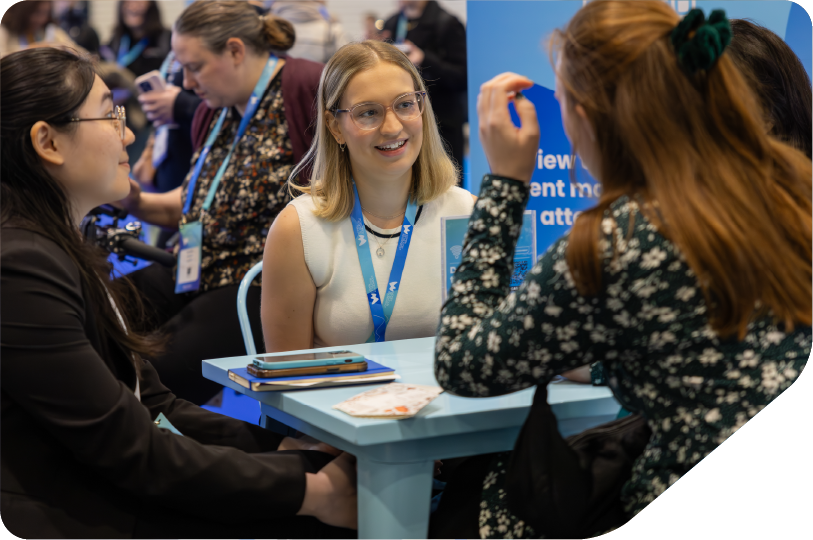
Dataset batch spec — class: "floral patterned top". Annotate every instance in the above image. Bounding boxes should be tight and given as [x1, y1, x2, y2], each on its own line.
[180, 70, 293, 292]
[435, 174, 810, 538]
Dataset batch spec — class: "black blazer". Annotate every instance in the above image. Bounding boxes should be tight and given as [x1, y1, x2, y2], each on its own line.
[0, 226, 326, 538]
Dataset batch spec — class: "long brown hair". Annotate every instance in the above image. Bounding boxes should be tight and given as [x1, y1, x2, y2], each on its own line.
[288, 40, 458, 222]
[1, 48, 163, 368]
[552, 0, 812, 338]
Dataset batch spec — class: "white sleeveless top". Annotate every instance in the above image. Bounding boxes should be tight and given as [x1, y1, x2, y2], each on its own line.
[289, 187, 474, 348]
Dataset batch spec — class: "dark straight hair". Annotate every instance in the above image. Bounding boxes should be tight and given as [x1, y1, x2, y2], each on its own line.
[0, 1, 52, 35]
[728, 19, 812, 158]
[111, 0, 166, 46]
[0, 47, 162, 366]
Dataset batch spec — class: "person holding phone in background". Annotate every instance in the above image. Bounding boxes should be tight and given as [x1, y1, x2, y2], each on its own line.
[0, 46, 357, 539]
[131, 54, 202, 203]
[117, 1, 324, 405]
[431, 2, 811, 537]
[261, 40, 475, 353]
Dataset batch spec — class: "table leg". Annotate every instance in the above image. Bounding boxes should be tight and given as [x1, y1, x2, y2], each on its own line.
[357, 457, 435, 539]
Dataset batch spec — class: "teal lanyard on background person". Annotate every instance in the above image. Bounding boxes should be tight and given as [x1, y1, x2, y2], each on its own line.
[349, 181, 419, 342]
[159, 51, 175, 79]
[152, 52, 177, 168]
[117, 34, 149, 68]
[395, 13, 409, 43]
[174, 55, 278, 294]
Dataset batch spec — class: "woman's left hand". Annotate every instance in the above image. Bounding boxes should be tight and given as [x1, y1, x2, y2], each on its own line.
[477, 73, 540, 183]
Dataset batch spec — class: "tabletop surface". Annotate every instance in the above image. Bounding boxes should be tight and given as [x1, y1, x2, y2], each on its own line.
[203, 337, 617, 446]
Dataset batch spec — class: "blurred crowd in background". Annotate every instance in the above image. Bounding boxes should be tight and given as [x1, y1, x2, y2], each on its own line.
[0, 0, 469, 199]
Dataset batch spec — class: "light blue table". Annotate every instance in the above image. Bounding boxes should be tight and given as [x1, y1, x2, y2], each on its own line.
[202, 337, 620, 539]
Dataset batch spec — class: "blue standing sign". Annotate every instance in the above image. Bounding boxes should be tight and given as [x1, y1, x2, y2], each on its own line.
[466, 0, 811, 259]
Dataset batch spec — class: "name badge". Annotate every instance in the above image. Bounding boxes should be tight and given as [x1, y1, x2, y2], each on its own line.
[175, 221, 203, 294]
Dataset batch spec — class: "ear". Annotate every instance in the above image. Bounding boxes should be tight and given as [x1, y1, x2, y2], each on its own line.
[30, 121, 66, 166]
[325, 110, 345, 145]
[225, 37, 247, 65]
[574, 103, 596, 142]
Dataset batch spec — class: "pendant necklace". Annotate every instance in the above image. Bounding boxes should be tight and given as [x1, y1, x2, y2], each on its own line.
[361, 205, 406, 258]
[364, 217, 398, 258]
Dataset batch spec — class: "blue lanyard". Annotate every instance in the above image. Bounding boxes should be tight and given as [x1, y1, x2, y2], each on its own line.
[395, 13, 409, 43]
[350, 182, 419, 343]
[159, 51, 175, 80]
[117, 34, 149, 68]
[182, 55, 278, 217]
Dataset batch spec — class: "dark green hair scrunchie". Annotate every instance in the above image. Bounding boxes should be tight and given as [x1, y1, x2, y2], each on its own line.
[670, 8, 732, 73]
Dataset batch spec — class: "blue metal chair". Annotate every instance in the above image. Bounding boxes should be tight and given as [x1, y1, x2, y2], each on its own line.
[237, 261, 264, 355]
[235, 260, 296, 435]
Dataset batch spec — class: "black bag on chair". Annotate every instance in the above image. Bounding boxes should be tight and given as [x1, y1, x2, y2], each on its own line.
[504, 384, 652, 539]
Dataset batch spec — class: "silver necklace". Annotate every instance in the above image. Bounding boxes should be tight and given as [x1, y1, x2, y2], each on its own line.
[364, 217, 398, 258]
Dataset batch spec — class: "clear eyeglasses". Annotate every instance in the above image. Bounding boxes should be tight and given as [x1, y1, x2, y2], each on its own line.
[334, 91, 427, 131]
[55, 105, 127, 140]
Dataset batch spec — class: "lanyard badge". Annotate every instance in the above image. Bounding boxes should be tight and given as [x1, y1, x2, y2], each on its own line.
[175, 220, 202, 293]
[349, 182, 419, 342]
[174, 55, 278, 294]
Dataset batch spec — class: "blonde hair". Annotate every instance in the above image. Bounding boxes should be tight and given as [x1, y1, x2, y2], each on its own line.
[288, 41, 458, 221]
[174, 1, 295, 54]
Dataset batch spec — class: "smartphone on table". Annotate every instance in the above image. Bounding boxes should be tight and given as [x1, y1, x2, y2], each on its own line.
[252, 350, 366, 370]
[247, 361, 368, 379]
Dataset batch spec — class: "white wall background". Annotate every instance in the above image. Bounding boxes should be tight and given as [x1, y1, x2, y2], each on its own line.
[88, 1, 467, 46]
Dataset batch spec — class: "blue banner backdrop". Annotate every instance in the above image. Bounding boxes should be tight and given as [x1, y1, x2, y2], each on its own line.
[465, 0, 811, 259]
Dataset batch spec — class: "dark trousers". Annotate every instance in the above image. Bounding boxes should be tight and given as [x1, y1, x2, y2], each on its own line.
[429, 454, 493, 539]
[125, 263, 264, 405]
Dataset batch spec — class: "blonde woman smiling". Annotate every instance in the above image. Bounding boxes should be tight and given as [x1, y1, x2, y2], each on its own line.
[262, 41, 474, 351]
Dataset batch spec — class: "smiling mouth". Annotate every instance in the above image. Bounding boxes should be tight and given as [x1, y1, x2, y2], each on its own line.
[375, 140, 407, 151]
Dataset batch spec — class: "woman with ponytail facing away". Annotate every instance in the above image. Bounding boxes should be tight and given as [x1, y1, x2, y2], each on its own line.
[432, 2, 811, 538]
[117, 1, 325, 404]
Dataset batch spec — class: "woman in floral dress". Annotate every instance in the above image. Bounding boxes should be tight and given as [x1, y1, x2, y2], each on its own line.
[432, 2, 812, 538]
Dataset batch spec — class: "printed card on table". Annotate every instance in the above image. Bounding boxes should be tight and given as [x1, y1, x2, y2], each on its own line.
[333, 383, 443, 419]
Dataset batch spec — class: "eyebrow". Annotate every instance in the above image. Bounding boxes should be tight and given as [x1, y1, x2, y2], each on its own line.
[101, 91, 113, 107]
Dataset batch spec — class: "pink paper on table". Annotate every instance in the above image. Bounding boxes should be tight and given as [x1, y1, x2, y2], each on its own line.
[333, 383, 443, 419]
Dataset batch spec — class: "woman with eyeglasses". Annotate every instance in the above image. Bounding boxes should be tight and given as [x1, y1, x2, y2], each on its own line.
[115, 0, 325, 405]
[261, 40, 474, 353]
[1, 46, 357, 539]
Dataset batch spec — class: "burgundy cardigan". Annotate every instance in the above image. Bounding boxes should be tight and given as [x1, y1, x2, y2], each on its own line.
[190, 56, 324, 182]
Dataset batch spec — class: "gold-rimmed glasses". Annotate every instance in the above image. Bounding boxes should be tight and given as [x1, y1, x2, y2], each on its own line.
[333, 91, 426, 131]
[55, 105, 127, 140]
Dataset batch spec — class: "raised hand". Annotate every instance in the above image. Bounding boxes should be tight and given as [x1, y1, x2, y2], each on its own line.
[476, 73, 540, 183]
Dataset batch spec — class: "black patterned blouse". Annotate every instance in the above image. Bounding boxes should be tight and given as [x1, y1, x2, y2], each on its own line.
[180, 69, 293, 292]
[435, 174, 810, 539]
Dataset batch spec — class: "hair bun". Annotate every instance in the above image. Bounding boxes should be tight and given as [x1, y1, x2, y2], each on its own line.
[671, 8, 732, 73]
[262, 13, 295, 52]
